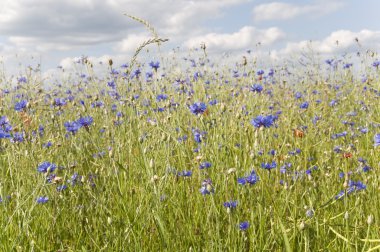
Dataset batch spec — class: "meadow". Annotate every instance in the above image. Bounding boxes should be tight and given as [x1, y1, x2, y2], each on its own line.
[1, 32, 380, 251]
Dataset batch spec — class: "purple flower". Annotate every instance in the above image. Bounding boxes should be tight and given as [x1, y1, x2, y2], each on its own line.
[37, 162, 57, 173]
[239, 221, 249, 231]
[223, 201, 238, 209]
[189, 102, 207, 115]
[300, 101, 309, 109]
[64, 121, 81, 134]
[76, 116, 93, 128]
[251, 115, 278, 128]
[261, 161, 277, 170]
[250, 84, 263, 93]
[56, 185, 67, 192]
[156, 94, 168, 102]
[54, 98, 66, 107]
[200, 179, 214, 195]
[36, 196, 49, 204]
[0, 130, 11, 139]
[149, 61, 160, 71]
[199, 162, 212, 169]
[238, 170, 259, 185]
[177, 170, 192, 177]
[15, 100, 28, 111]
[374, 134, 380, 147]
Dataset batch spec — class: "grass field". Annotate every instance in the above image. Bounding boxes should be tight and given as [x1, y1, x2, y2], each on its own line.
[0, 45, 380, 251]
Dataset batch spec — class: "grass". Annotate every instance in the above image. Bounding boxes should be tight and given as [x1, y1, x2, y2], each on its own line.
[0, 19, 380, 252]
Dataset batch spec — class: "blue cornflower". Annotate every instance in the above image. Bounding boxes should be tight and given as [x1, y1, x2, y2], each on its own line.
[18, 76, 27, 83]
[54, 98, 66, 107]
[239, 221, 249, 231]
[36, 196, 49, 204]
[15, 100, 28, 111]
[335, 180, 366, 200]
[268, 149, 276, 156]
[76, 116, 93, 128]
[295, 92, 302, 99]
[329, 100, 338, 107]
[261, 161, 277, 170]
[300, 101, 309, 109]
[374, 134, 380, 147]
[199, 179, 214, 195]
[107, 80, 116, 89]
[372, 60, 380, 68]
[192, 129, 206, 143]
[0, 130, 11, 139]
[11, 132, 24, 143]
[149, 61, 160, 71]
[156, 94, 168, 102]
[223, 201, 238, 209]
[250, 84, 263, 93]
[177, 170, 192, 177]
[37, 162, 57, 173]
[209, 99, 217, 105]
[343, 63, 353, 69]
[257, 70, 264, 75]
[131, 69, 141, 79]
[189, 102, 207, 115]
[199, 162, 212, 169]
[238, 170, 259, 185]
[251, 115, 278, 128]
[56, 185, 67, 192]
[64, 121, 81, 134]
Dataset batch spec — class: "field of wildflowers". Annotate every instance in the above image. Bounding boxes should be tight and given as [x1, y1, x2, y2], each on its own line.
[1, 27, 380, 250]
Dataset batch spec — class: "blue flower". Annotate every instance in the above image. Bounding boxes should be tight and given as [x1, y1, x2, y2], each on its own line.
[177, 170, 192, 177]
[374, 134, 380, 147]
[37, 162, 57, 173]
[189, 102, 207, 115]
[64, 121, 81, 134]
[149, 61, 160, 71]
[250, 84, 263, 93]
[56, 185, 67, 192]
[223, 201, 238, 209]
[239, 221, 249, 231]
[0, 130, 11, 139]
[36, 196, 49, 204]
[199, 179, 214, 195]
[156, 94, 168, 102]
[54, 98, 66, 107]
[251, 115, 278, 128]
[335, 180, 366, 200]
[238, 170, 259, 185]
[199, 162, 212, 169]
[257, 70, 264, 75]
[11, 132, 24, 143]
[300, 101, 309, 109]
[261, 161, 277, 170]
[76, 116, 93, 128]
[15, 100, 28, 111]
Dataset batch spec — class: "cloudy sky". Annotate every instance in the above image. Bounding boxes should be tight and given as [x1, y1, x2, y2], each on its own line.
[0, 0, 379, 75]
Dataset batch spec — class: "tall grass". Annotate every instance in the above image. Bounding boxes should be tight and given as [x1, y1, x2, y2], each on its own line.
[0, 19, 379, 251]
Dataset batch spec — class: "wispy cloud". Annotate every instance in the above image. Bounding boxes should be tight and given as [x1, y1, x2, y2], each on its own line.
[184, 26, 285, 51]
[277, 29, 380, 56]
[252, 1, 344, 22]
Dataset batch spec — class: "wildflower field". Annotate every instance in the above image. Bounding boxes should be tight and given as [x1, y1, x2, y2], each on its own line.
[1, 36, 380, 251]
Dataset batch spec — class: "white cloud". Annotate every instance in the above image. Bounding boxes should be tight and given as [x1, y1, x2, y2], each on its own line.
[116, 33, 151, 53]
[252, 1, 344, 22]
[0, 0, 249, 53]
[278, 29, 380, 56]
[184, 26, 285, 51]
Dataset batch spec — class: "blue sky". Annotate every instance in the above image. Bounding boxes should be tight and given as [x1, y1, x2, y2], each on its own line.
[0, 0, 379, 75]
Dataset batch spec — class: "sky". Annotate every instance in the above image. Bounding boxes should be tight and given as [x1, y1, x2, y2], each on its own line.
[0, 0, 379, 76]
